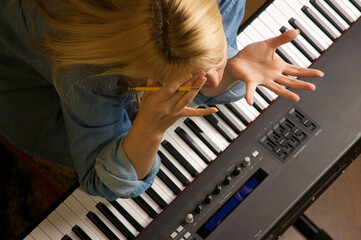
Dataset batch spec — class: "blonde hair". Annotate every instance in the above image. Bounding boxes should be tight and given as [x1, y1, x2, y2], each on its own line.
[26, 0, 224, 84]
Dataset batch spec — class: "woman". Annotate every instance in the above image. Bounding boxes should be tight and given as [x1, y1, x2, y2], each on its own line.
[0, 0, 323, 200]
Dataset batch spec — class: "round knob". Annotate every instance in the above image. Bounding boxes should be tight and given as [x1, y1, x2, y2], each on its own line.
[205, 194, 213, 204]
[214, 185, 222, 194]
[242, 157, 251, 167]
[224, 175, 231, 185]
[233, 166, 242, 175]
[195, 204, 203, 214]
[185, 213, 194, 223]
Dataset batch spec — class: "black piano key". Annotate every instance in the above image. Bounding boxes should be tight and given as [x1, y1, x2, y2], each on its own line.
[158, 150, 190, 186]
[86, 211, 120, 240]
[96, 202, 135, 240]
[175, 127, 213, 164]
[132, 196, 158, 219]
[201, 108, 234, 143]
[225, 102, 252, 126]
[184, 118, 221, 155]
[161, 140, 199, 177]
[61, 235, 73, 240]
[350, 0, 361, 11]
[311, 0, 346, 32]
[72, 225, 92, 240]
[325, 0, 353, 24]
[157, 168, 181, 195]
[146, 187, 168, 209]
[302, 6, 338, 41]
[209, 105, 243, 134]
[251, 97, 264, 113]
[280, 25, 317, 61]
[289, 18, 325, 53]
[109, 200, 144, 232]
[256, 87, 273, 103]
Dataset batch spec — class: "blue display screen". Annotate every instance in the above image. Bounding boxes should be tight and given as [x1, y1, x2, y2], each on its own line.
[197, 168, 268, 239]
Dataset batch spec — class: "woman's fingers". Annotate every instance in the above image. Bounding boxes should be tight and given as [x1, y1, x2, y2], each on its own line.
[180, 106, 218, 117]
[245, 81, 258, 106]
[265, 81, 300, 102]
[174, 73, 207, 111]
[276, 75, 316, 91]
[283, 63, 324, 78]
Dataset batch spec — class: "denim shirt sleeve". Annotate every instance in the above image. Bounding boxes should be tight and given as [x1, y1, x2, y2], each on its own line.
[194, 0, 246, 105]
[58, 72, 160, 200]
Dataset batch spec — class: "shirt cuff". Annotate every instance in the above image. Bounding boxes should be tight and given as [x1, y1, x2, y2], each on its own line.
[94, 136, 160, 200]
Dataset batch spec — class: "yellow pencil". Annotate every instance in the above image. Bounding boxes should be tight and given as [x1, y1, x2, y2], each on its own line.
[128, 86, 200, 91]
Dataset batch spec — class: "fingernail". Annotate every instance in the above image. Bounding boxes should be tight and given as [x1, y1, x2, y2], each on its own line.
[295, 29, 301, 35]
[320, 71, 325, 77]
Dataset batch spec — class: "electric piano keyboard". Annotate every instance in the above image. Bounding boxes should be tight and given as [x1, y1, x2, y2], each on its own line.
[23, 0, 361, 239]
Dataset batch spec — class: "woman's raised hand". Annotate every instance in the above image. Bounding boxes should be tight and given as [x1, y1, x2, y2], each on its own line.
[228, 29, 324, 105]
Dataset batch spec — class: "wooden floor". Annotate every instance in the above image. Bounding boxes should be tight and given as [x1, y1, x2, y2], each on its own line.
[243, 1, 361, 239]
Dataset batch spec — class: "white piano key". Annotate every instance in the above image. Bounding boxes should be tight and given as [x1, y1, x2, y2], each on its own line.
[243, 23, 309, 66]
[91, 195, 139, 237]
[261, 6, 313, 66]
[47, 211, 80, 239]
[164, 131, 206, 172]
[318, 0, 350, 29]
[266, 5, 326, 62]
[208, 111, 238, 138]
[56, 203, 101, 240]
[153, 176, 175, 203]
[278, 0, 331, 47]
[30, 227, 51, 240]
[259, 85, 278, 100]
[340, 0, 361, 18]
[336, 0, 357, 22]
[160, 164, 184, 192]
[118, 198, 151, 226]
[159, 145, 193, 182]
[24, 235, 35, 240]
[247, 17, 297, 61]
[237, 32, 254, 48]
[64, 194, 106, 239]
[280, 0, 333, 47]
[67, 232, 81, 240]
[71, 188, 126, 239]
[268, 4, 316, 46]
[260, 9, 320, 64]
[215, 104, 247, 131]
[243, 24, 265, 41]
[39, 218, 64, 240]
[167, 118, 208, 168]
[239, 98, 260, 118]
[179, 118, 217, 160]
[254, 91, 270, 110]
[258, 11, 320, 60]
[247, 21, 307, 67]
[190, 115, 229, 150]
[140, 192, 162, 214]
[233, 99, 256, 121]
[250, 18, 275, 39]
[299, 0, 342, 38]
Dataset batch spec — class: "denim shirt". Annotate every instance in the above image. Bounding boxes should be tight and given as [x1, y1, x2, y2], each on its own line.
[0, 0, 246, 200]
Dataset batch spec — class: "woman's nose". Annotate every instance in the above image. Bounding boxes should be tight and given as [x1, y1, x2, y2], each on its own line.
[206, 69, 220, 88]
